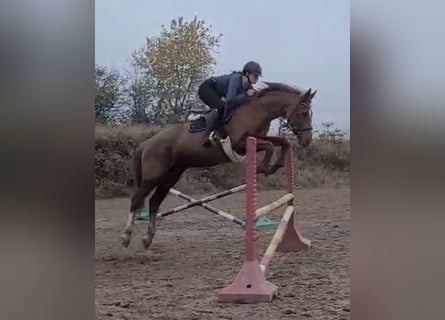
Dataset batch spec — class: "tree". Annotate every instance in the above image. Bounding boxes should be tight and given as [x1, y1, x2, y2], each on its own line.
[133, 16, 222, 124]
[126, 62, 153, 124]
[95, 65, 127, 124]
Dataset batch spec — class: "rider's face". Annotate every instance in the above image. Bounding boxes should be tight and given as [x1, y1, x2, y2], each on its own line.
[247, 72, 260, 84]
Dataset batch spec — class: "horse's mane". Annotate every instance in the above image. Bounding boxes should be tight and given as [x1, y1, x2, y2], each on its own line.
[256, 81, 304, 98]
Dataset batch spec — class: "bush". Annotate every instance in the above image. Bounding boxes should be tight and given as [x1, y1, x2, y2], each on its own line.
[95, 125, 350, 198]
[95, 125, 161, 197]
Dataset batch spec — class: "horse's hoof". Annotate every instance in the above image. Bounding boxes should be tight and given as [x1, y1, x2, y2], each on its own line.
[142, 236, 153, 249]
[119, 234, 131, 248]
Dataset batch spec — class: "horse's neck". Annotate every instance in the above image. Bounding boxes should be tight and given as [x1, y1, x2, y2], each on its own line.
[225, 93, 291, 144]
[242, 96, 289, 130]
[258, 94, 290, 121]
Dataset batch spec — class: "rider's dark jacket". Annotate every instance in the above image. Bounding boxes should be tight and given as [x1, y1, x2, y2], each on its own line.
[210, 72, 250, 108]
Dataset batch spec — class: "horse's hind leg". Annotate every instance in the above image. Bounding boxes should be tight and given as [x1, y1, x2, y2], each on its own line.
[142, 168, 185, 249]
[119, 179, 158, 248]
[119, 150, 170, 247]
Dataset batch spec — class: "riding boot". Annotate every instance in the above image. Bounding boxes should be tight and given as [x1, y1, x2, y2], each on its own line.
[201, 110, 220, 147]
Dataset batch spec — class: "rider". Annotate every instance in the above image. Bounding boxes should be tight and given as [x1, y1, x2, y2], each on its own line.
[197, 61, 263, 146]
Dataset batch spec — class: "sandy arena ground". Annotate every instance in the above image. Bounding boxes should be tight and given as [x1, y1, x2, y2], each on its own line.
[95, 188, 350, 319]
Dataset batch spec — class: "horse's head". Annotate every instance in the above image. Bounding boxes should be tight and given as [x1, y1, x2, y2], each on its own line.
[255, 82, 317, 147]
[285, 88, 316, 147]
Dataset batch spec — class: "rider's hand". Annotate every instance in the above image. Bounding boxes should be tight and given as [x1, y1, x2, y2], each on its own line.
[247, 89, 256, 97]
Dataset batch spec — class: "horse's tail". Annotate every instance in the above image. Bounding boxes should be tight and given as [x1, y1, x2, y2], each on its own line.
[131, 147, 143, 190]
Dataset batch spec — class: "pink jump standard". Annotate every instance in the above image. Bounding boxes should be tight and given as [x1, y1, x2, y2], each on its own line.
[217, 137, 310, 304]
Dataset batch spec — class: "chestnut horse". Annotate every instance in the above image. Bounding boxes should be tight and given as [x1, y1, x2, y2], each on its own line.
[120, 82, 317, 249]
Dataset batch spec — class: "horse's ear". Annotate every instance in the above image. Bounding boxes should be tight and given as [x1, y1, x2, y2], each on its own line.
[311, 89, 317, 98]
[302, 89, 312, 101]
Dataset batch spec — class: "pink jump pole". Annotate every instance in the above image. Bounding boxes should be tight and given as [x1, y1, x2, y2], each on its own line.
[217, 137, 278, 303]
[276, 142, 311, 252]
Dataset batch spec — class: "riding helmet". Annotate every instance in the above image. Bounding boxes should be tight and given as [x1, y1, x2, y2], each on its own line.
[242, 61, 262, 76]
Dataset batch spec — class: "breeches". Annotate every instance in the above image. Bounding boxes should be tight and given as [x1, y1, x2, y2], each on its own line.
[198, 78, 225, 116]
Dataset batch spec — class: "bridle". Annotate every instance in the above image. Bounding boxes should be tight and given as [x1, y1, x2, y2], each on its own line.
[283, 100, 313, 137]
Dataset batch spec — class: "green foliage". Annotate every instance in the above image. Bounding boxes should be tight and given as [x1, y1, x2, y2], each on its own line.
[95, 125, 163, 196]
[126, 63, 153, 124]
[95, 65, 127, 124]
[132, 16, 222, 124]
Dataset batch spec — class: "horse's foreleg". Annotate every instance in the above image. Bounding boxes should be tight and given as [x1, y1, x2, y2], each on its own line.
[255, 138, 275, 176]
[256, 136, 290, 174]
[232, 133, 274, 175]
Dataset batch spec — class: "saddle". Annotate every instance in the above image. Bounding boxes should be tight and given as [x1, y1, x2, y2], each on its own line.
[187, 104, 236, 135]
[186, 105, 245, 162]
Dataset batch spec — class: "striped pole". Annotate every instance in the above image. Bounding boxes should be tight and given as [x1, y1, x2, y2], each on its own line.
[254, 193, 294, 219]
[162, 188, 246, 227]
[260, 205, 294, 272]
[158, 185, 246, 218]
[286, 144, 295, 198]
[245, 137, 258, 262]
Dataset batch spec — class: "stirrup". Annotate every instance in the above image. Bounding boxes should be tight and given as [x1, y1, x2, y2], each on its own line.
[201, 131, 217, 147]
[207, 131, 222, 145]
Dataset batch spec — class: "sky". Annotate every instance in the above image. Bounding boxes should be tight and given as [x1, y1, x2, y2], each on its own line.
[95, 0, 350, 133]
